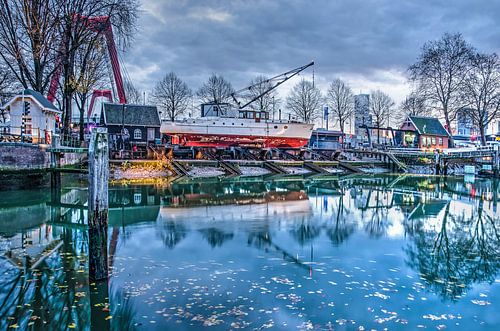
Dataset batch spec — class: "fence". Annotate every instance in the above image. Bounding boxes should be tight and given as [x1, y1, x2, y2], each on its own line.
[0, 127, 83, 148]
[0, 127, 53, 144]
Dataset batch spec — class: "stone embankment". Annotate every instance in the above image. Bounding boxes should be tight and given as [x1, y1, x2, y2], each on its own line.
[0, 143, 85, 170]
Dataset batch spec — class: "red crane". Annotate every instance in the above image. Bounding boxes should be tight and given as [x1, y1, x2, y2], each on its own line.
[47, 15, 127, 118]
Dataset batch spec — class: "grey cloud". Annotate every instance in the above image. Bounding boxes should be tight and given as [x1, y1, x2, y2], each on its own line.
[123, 0, 500, 96]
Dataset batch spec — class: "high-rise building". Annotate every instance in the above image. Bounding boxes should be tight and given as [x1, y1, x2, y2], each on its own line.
[354, 94, 371, 141]
[456, 108, 477, 136]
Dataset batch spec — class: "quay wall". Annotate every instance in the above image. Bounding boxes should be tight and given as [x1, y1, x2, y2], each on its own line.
[0, 143, 85, 170]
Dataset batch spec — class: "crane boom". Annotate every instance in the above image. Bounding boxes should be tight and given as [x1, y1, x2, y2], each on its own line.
[231, 61, 314, 110]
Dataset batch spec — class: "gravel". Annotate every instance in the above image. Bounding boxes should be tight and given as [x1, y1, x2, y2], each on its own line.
[188, 167, 225, 177]
[112, 167, 171, 180]
[282, 166, 311, 175]
[239, 166, 271, 177]
[323, 167, 344, 174]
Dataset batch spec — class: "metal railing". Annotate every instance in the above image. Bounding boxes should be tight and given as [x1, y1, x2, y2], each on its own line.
[0, 127, 53, 144]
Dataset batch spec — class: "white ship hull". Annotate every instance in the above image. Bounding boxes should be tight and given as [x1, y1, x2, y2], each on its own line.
[161, 117, 314, 148]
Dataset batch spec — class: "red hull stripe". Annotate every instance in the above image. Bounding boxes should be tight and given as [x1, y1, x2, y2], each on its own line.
[169, 133, 309, 148]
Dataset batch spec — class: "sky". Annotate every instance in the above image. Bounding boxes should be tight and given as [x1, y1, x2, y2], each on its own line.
[121, 0, 500, 109]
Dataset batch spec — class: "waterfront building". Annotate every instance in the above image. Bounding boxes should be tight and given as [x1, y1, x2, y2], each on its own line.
[354, 94, 371, 145]
[0, 89, 61, 144]
[399, 116, 450, 149]
[100, 103, 161, 157]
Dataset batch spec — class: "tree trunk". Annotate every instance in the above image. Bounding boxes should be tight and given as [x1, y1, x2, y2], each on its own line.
[339, 119, 345, 148]
[79, 97, 85, 142]
[444, 115, 454, 148]
[480, 125, 487, 146]
[63, 92, 73, 137]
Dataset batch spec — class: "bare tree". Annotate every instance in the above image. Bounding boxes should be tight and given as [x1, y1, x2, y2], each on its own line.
[409, 33, 474, 144]
[370, 90, 395, 143]
[152, 72, 192, 121]
[124, 81, 143, 104]
[286, 79, 322, 124]
[396, 91, 432, 124]
[460, 52, 500, 145]
[0, 0, 139, 136]
[0, 60, 18, 105]
[58, 0, 139, 135]
[0, 0, 60, 93]
[73, 40, 108, 141]
[326, 78, 354, 136]
[197, 74, 234, 105]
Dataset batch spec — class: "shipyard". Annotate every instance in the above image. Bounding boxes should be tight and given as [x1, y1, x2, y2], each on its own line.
[0, 0, 499, 330]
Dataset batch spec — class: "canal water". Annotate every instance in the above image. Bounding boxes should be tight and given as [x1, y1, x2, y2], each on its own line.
[0, 175, 498, 330]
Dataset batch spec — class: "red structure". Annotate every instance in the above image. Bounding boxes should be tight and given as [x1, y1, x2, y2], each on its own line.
[87, 90, 113, 119]
[47, 15, 127, 116]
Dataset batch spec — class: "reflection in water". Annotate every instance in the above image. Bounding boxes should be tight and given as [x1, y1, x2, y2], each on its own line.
[0, 175, 498, 329]
[406, 199, 499, 301]
[156, 221, 187, 249]
[199, 228, 234, 248]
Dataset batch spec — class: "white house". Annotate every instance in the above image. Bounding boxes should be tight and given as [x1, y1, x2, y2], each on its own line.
[0, 89, 61, 144]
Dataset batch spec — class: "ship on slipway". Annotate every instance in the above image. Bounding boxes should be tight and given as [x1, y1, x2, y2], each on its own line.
[161, 62, 315, 149]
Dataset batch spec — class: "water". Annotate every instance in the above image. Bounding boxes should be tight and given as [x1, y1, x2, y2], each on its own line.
[0, 175, 498, 330]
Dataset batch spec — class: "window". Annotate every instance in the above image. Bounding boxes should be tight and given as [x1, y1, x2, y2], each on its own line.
[134, 193, 142, 204]
[438, 138, 443, 145]
[431, 137, 436, 145]
[274, 125, 278, 129]
[134, 129, 142, 140]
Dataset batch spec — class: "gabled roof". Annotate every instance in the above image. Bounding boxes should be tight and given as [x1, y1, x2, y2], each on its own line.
[102, 103, 160, 127]
[1, 89, 60, 113]
[23, 89, 58, 111]
[408, 116, 449, 136]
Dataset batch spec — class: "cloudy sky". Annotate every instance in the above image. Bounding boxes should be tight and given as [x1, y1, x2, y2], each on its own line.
[122, 0, 500, 106]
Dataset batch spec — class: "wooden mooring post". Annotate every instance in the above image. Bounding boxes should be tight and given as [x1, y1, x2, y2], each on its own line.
[50, 134, 61, 193]
[88, 127, 109, 281]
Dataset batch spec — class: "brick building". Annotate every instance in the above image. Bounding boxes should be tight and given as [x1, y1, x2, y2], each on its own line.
[400, 116, 450, 149]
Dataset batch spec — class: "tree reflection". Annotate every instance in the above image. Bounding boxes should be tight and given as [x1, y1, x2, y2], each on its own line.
[405, 201, 499, 301]
[199, 228, 234, 248]
[0, 228, 90, 330]
[363, 190, 391, 238]
[156, 221, 188, 249]
[290, 218, 321, 246]
[327, 195, 355, 246]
